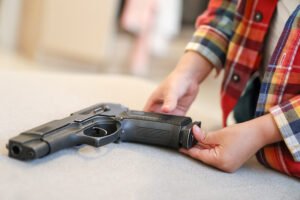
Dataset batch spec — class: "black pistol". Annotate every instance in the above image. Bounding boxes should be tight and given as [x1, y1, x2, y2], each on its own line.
[7, 103, 201, 161]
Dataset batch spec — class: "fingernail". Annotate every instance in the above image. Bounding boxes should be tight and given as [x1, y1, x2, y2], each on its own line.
[162, 105, 170, 113]
[193, 124, 201, 133]
[195, 126, 206, 141]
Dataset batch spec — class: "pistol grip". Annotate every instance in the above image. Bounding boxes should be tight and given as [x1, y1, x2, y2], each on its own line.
[119, 111, 198, 149]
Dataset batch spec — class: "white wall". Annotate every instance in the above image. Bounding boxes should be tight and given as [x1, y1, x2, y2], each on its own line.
[0, 0, 22, 51]
[38, 0, 120, 64]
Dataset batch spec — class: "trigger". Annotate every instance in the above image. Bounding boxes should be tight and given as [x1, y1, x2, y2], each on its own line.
[92, 127, 108, 137]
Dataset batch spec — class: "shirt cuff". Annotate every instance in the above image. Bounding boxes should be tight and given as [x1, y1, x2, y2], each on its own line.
[185, 25, 229, 72]
[270, 96, 300, 162]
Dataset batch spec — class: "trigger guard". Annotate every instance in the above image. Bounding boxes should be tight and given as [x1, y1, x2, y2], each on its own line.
[77, 118, 122, 147]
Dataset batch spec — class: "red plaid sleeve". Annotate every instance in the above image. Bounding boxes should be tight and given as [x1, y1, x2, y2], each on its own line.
[185, 0, 238, 71]
[270, 96, 300, 162]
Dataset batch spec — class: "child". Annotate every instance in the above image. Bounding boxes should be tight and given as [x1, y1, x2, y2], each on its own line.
[144, 0, 300, 178]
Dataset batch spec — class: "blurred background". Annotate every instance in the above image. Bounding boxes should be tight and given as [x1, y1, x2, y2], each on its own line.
[0, 0, 209, 82]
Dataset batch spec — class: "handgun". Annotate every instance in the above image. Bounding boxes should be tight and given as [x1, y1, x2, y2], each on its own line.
[7, 103, 201, 161]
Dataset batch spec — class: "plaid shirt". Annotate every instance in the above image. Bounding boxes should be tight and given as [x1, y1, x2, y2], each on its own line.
[186, 0, 300, 177]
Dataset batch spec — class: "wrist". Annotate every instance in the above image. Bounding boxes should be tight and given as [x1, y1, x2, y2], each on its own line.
[260, 114, 282, 145]
[173, 51, 213, 84]
[244, 114, 282, 147]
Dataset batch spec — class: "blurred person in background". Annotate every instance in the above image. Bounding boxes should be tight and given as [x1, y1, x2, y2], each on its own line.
[121, 0, 182, 75]
[144, 0, 300, 178]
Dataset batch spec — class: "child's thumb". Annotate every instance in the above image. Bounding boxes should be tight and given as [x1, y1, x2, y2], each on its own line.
[192, 125, 211, 143]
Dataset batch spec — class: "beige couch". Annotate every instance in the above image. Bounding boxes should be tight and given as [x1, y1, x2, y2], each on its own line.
[0, 69, 299, 200]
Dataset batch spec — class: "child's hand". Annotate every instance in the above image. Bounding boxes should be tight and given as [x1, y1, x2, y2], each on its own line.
[180, 114, 282, 172]
[144, 52, 212, 115]
[180, 125, 261, 172]
[143, 71, 200, 115]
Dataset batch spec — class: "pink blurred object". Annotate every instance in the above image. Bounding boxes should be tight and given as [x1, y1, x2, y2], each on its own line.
[121, 0, 182, 76]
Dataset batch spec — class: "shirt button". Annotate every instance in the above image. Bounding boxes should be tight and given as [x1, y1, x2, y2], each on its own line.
[231, 73, 240, 83]
[254, 11, 263, 22]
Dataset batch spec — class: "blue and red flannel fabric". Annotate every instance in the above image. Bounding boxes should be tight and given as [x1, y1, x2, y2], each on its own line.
[186, 0, 300, 177]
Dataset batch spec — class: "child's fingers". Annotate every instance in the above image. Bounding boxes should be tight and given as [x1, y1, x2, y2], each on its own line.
[181, 126, 220, 165]
[143, 98, 154, 112]
[143, 94, 162, 112]
[192, 125, 218, 145]
[192, 125, 214, 144]
[161, 93, 177, 113]
[179, 147, 218, 167]
[192, 125, 206, 142]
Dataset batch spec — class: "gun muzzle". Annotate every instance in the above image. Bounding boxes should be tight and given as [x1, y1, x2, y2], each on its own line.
[7, 133, 50, 160]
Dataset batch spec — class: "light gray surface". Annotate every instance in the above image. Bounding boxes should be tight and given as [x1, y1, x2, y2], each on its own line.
[0, 69, 299, 200]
